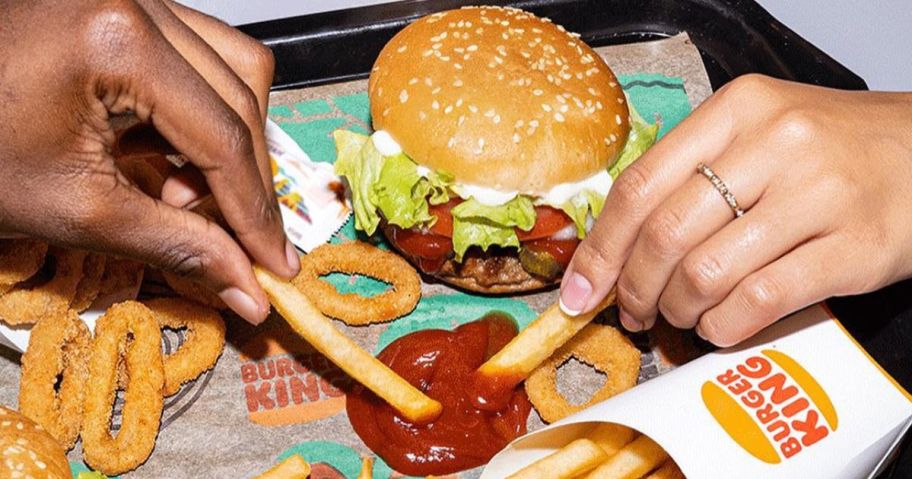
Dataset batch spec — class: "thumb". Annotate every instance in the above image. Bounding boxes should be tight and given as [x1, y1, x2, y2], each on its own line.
[559, 215, 626, 316]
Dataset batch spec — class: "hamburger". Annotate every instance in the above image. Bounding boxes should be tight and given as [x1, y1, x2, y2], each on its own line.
[335, 6, 657, 293]
[0, 406, 72, 479]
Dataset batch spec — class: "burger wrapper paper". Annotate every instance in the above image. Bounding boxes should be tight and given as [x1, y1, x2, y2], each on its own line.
[3, 32, 896, 479]
[482, 304, 912, 479]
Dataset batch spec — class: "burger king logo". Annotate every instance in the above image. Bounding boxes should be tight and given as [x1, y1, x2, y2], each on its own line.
[701, 349, 837, 464]
[239, 325, 352, 426]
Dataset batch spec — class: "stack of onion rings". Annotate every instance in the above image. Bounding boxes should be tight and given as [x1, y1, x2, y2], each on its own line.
[144, 297, 225, 396]
[18, 309, 91, 450]
[0, 247, 87, 325]
[82, 301, 165, 476]
[525, 324, 640, 423]
[292, 242, 421, 325]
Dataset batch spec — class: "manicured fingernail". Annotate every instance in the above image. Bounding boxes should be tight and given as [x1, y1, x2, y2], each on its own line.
[619, 308, 642, 332]
[286, 239, 301, 275]
[560, 273, 592, 316]
[221, 287, 266, 325]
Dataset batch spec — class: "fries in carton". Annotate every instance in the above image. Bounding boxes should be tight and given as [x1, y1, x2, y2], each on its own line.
[483, 304, 912, 478]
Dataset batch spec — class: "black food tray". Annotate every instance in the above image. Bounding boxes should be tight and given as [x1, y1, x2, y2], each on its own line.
[241, 1, 912, 476]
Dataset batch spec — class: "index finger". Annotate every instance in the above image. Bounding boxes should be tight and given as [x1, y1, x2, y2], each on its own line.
[560, 77, 754, 315]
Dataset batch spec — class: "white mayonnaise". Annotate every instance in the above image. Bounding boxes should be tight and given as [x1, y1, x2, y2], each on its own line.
[540, 170, 613, 205]
[450, 184, 519, 206]
[372, 130, 402, 156]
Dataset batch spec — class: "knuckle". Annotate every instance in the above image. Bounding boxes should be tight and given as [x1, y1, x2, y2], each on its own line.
[220, 114, 255, 163]
[718, 73, 773, 102]
[642, 207, 688, 258]
[613, 164, 652, 210]
[230, 84, 263, 125]
[769, 109, 819, 145]
[82, 0, 151, 58]
[739, 274, 784, 316]
[681, 252, 727, 298]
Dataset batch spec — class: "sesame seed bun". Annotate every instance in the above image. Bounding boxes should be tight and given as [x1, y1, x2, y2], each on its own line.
[0, 406, 71, 479]
[368, 6, 630, 194]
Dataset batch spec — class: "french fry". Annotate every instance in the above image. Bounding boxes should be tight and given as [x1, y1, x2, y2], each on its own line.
[475, 290, 616, 397]
[582, 435, 669, 479]
[588, 423, 636, 456]
[507, 438, 609, 479]
[255, 266, 443, 424]
[357, 457, 373, 479]
[644, 460, 685, 479]
[254, 454, 311, 479]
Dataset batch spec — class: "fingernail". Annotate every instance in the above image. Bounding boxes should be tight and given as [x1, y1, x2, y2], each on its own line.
[560, 273, 592, 316]
[695, 324, 708, 340]
[619, 308, 642, 332]
[285, 240, 301, 275]
[221, 287, 266, 325]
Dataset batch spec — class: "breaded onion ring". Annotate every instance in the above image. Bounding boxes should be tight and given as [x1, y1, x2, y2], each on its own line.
[0, 247, 87, 325]
[71, 254, 107, 312]
[163, 271, 227, 310]
[0, 238, 48, 294]
[525, 324, 640, 423]
[99, 257, 145, 297]
[292, 242, 421, 325]
[82, 301, 165, 476]
[144, 297, 226, 397]
[18, 309, 91, 450]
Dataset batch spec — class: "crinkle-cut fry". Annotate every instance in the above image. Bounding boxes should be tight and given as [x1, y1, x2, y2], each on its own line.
[81, 301, 164, 476]
[588, 423, 636, 457]
[475, 290, 616, 402]
[18, 309, 91, 450]
[507, 438, 609, 479]
[357, 457, 374, 479]
[582, 435, 669, 479]
[255, 265, 443, 424]
[255, 454, 311, 479]
[644, 460, 685, 479]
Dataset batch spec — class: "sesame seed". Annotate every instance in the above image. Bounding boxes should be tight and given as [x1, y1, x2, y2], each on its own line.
[542, 104, 552, 112]
[556, 95, 566, 104]
[617, 97, 626, 104]
[423, 50, 433, 57]
[425, 77, 433, 86]
[467, 44, 479, 51]
[615, 114, 622, 125]
[432, 101, 440, 110]
[520, 51, 531, 58]
[397, 45, 408, 53]
[530, 120, 539, 127]
[513, 133, 521, 143]
[554, 112, 565, 122]
[515, 120, 524, 128]
[596, 101, 603, 110]
[448, 137, 456, 148]
[432, 43, 442, 50]
[419, 111, 427, 120]
[458, 115, 466, 125]
[494, 56, 504, 64]
[485, 109, 496, 117]
[609, 81, 618, 87]
[560, 104, 569, 113]
[409, 77, 418, 85]
[440, 55, 451, 62]
[454, 63, 463, 70]
[493, 114, 501, 124]
[399, 90, 409, 103]
[610, 133, 617, 142]
[533, 89, 543, 96]
[444, 105, 453, 114]
[478, 138, 486, 148]
[432, 86, 442, 94]
[588, 87, 598, 96]
[469, 105, 479, 113]
[456, 98, 464, 106]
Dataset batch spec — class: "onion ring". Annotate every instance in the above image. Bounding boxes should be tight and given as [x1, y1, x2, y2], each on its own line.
[0, 239, 48, 295]
[71, 253, 107, 312]
[524, 324, 640, 423]
[0, 247, 87, 325]
[292, 242, 421, 325]
[82, 301, 165, 476]
[144, 297, 226, 397]
[163, 271, 227, 310]
[18, 309, 91, 450]
[99, 257, 145, 297]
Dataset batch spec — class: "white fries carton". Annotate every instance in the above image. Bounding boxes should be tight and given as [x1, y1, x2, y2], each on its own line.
[483, 304, 912, 478]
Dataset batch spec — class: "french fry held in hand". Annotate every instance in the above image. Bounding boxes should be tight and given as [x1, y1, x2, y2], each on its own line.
[254, 266, 443, 424]
[473, 290, 616, 409]
[254, 454, 311, 479]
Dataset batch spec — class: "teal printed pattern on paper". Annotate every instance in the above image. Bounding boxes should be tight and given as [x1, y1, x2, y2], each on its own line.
[618, 73, 690, 139]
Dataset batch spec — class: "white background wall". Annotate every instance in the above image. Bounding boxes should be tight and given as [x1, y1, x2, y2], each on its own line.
[177, 0, 912, 91]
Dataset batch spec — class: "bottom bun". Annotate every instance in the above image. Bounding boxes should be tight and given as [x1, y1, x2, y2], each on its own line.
[0, 406, 71, 479]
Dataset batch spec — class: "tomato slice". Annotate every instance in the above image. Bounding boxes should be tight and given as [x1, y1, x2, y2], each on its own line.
[427, 200, 573, 241]
[385, 225, 452, 274]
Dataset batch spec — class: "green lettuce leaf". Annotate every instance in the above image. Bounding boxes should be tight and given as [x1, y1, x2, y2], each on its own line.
[373, 153, 435, 229]
[556, 189, 607, 238]
[450, 196, 536, 261]
[609, 103, 659, 180]
[333, 130, 383, 235]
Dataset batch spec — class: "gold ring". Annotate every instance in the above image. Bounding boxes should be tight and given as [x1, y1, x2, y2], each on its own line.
[696, 163, 745, 218]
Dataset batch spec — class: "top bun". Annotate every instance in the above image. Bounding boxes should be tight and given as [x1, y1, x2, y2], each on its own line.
[0, 406, 71, 479]
[369, 6, 630, 194]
